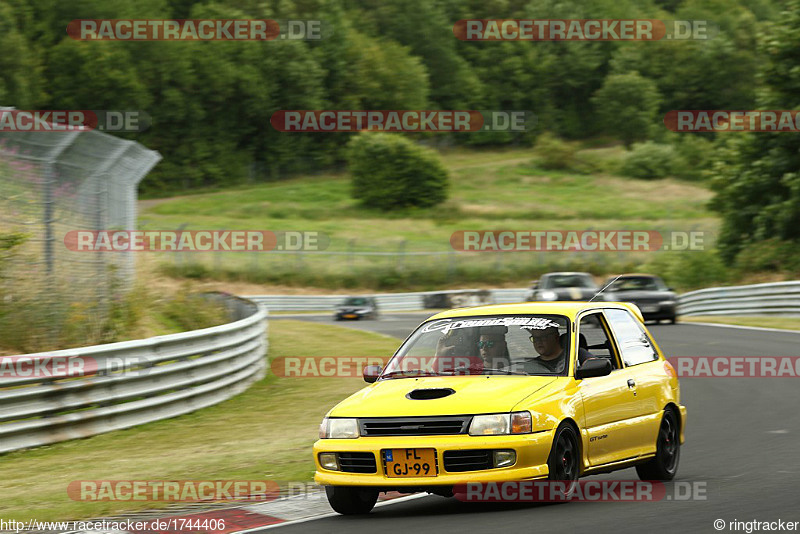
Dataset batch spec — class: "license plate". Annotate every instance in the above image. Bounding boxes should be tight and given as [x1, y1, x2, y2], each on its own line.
[384, 448, 437, 478]
[343, 314, 357, 319]
[641, 306, 658, 313]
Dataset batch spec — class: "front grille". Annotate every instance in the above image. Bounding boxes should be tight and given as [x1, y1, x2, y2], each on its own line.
[443, 450, 493, 472]
[337, 452, 377, 473]
[360, 416, 471, 436]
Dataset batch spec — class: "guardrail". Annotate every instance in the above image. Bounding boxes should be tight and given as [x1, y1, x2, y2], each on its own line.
[677, 281, 800, 316]
[0, 294, 268, 454]
[245, 288, 530, 312]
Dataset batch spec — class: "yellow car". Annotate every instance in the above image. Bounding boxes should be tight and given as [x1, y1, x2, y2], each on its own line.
[314, 302, 687, 514]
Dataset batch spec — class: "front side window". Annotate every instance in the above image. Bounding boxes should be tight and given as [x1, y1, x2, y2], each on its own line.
[382, 315, 571, 377]
[604, 309, 658, 366]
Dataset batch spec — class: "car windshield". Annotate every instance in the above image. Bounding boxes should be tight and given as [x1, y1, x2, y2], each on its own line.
[543, 274, 596, 289]
[608, 277, 663, 291]
[382, 315, 571, 378]
[343, 298, 368, 306]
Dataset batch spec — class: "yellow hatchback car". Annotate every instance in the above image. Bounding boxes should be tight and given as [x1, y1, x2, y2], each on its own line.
[314, 302, 687, 514]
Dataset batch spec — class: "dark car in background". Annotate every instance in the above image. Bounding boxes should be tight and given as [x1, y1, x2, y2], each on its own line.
[525, 271, 599, 302]
[334, 296, 379, 320]
[602, 274, 678, 324]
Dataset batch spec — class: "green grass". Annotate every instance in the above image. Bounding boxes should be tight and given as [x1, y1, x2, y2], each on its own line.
[0, 320, 399, 521]
[681, 316, 800, 331]
[139, 147, 718, 289]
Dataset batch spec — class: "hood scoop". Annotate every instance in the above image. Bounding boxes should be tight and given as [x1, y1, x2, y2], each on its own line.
[406, 388, 456, 400]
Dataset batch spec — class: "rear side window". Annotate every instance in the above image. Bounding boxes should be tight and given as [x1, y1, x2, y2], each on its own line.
[604, 309, 658, 367]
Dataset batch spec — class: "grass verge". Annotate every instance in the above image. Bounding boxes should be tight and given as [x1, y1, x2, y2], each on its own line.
[0, 320, 398, 521]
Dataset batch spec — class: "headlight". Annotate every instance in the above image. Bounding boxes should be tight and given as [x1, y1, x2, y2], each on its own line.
[539, 290, 558, 301]
[659, 300, 676, 305]
[469, 411, 532, 436]
[319, 418, 359, 439]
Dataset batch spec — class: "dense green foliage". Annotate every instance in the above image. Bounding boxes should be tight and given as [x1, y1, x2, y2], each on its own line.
[348, 132, 448, 209]
[709, 0, 800, 261]
[1, 0, 797, 271]
[0, 0, 773, 194]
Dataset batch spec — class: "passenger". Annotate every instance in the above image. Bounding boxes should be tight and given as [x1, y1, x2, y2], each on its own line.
[477, 326, 511, 369]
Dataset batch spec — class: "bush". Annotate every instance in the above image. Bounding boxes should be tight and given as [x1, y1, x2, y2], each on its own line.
[347, 133, 449, 210]
[640, 250, 731, 291]
[621, 142, 685, 180]
[671, 135, 713, 181]
[734, 239, 800, 275]
[534, 132, 577, 170]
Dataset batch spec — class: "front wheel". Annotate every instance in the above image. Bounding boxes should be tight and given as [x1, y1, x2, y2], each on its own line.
[636, 408, 680, 480]
[547, 423, 580, 498]
[325, 486, 379, 515]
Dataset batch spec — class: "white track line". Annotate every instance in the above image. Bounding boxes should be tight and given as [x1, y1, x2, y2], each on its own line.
[680, 321, 800, 334]
[233, 493, 430, 532]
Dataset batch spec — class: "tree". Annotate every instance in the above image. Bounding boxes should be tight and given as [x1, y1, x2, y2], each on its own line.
[591, 72, 661, 148]
[348, 133, 448, 210]
[709, 0, 800, 261]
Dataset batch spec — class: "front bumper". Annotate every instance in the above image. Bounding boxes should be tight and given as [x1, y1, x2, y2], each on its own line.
[314, 432, 553, 487]
[637, 303, 677, 320]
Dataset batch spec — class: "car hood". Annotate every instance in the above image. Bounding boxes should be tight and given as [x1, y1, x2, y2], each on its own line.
[328, 375, 558, 417]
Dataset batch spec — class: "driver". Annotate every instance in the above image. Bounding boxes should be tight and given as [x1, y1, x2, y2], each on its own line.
[527, 325, 567, 373]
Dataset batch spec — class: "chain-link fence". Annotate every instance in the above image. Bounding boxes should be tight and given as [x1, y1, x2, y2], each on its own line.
[0, 107, 160, 346]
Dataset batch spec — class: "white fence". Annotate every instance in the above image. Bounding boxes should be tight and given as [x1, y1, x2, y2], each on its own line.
[677, 281, 800, 316]
[0, 295, 267, 454]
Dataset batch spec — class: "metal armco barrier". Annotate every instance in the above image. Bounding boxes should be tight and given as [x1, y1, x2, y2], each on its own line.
[0, 295, 268, 454]
[678, 281, 800, 316]
[246, 288, 530, 312]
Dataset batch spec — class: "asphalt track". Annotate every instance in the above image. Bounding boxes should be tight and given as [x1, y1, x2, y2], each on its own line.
[269, 313, 800, 534]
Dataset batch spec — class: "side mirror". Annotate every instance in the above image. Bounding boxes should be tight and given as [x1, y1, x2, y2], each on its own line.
[530, 280, 539, 289]
[363, 365, 382, 383]
[575, 358, 612, 380]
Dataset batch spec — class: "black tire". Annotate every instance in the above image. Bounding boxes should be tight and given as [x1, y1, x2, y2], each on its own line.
[636, 408, 680, 480]
[547, 423, 580, 498]
[325, 486, 379, 515]
[669, 315, 677, 325]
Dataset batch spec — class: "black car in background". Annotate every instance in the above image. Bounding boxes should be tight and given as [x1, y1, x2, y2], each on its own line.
[334, 296, 379, 320]
[525, 272, 600, 302]
[601, 274, 678, 324]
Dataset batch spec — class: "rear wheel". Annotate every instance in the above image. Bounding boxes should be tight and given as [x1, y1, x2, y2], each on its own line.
[669, 315, 677, 325]
[636, 408, 680, 480]
[325, 486, 379, 515]
[547, 423, 580, 498]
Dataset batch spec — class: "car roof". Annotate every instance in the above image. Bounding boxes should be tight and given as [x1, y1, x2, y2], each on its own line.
[428, 301, 644, 321]
[609, 273, 659, 278]
[542, 271, 592, 277]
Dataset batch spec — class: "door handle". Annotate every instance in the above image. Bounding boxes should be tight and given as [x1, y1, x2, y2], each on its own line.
[627, 379, 636, 388]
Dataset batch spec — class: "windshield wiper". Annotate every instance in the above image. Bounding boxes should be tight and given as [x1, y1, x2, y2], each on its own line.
[445, 366, 529, 376]
[379, 369, 442, 380]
